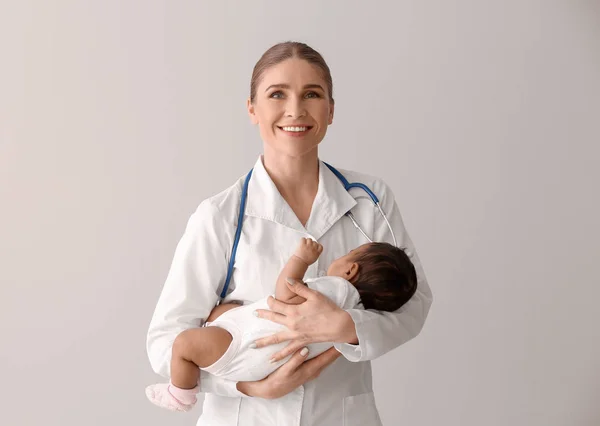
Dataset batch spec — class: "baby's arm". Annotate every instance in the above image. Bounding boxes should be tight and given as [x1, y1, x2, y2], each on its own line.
[206, 302, 242, 322]
[275, 238, 323, 303]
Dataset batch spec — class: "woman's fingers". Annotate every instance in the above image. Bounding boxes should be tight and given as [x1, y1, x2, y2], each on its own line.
[269, 340, 307, 362]
[256, 347, 340, 399]
[285, 278, 318, 299]
[266, 295, 296, 315]
[278, 346, 310, 373]
[253, 330, 296, 348]
[302, 347, 342, 378]
[253, 309, 287, 326]
[251, 347, 310, 399]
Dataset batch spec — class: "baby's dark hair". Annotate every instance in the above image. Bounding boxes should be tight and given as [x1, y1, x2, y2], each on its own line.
[352, 242, 418, 312]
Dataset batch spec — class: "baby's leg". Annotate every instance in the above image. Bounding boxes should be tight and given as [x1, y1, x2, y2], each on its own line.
[145, 327, 232, 412]
[170, 327, 233, 388]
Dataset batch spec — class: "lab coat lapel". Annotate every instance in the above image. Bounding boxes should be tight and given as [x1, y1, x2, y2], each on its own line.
[245, 157, 305, 233]
[244, 156, 357, 239]
[305, 161, 357, 240]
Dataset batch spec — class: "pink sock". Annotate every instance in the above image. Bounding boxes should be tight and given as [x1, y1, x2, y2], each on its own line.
[168, 382, 199, 405]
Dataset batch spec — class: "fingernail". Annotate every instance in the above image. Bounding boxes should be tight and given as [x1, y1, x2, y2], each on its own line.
[253, 311, 258, 317]
[249, 343, 256, 349]
[269, 358, 275, 363]
[286, 278, 295, 285]
[300, 347, 308, 356]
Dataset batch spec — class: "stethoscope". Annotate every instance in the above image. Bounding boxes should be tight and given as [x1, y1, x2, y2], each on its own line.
[218, 162, 398, 304]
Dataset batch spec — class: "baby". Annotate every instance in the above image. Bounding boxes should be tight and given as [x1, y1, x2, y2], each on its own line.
[146, 238, 417, 411]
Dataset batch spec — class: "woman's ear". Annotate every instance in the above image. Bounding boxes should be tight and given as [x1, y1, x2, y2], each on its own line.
[345, 262, 359, 282]
[247, 98, 258, 125]
[328, 102, 335, 125]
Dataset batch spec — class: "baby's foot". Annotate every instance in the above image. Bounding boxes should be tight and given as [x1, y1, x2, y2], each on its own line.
[145, 383, 197, 412]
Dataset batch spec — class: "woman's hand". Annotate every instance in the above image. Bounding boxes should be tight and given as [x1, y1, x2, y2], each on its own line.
[236, 346, 341, 399]
[252, 278, 359, 362]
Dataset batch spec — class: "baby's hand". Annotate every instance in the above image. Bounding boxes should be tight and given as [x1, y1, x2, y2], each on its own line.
[294, 238, 323, 265]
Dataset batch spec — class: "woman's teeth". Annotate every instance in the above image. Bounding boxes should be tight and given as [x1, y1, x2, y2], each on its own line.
[281, 126, 308, 132]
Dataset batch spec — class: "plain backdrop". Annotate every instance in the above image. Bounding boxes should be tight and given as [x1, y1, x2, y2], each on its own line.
[1, 1, 599, 425]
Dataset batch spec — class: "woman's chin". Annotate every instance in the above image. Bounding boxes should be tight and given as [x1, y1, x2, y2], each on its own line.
[264, 142, 321, 159]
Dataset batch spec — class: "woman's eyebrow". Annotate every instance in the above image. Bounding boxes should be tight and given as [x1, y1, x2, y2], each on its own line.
[265, 83, 325, 92]
[303, 84, 325, 91]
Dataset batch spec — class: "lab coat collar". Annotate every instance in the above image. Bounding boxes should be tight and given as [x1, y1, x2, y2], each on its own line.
[245, 156, 357, 240]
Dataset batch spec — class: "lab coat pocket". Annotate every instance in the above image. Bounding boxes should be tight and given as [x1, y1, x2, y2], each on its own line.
[198, 394, 241, 425]
[343, 391, 382, 426]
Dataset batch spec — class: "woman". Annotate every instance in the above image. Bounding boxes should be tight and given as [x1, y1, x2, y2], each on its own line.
[147, 41, 433, 426]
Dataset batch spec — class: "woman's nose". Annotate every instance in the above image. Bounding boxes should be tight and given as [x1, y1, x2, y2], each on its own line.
[285, 97, 306, 118]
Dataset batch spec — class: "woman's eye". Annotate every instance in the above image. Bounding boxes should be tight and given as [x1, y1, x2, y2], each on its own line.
[269, 91, 320, 99]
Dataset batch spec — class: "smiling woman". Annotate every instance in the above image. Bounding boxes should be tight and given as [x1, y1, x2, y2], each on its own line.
[247, 52, 335, 158]
[146, 41, 432, 426]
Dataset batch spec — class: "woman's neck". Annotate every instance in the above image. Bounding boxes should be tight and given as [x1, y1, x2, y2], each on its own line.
[262, 148, 319, 226]
[262, 149, 319, 195]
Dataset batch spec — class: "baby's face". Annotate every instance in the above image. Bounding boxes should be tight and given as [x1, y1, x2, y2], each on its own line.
[326, 243, 371, 279]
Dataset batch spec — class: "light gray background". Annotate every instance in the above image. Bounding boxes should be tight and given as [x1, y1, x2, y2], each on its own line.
[1, 1, 599, 425]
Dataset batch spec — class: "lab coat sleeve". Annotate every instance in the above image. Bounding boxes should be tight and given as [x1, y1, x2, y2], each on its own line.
[146, 199, 248, 398]
[334, 180, 433, 362]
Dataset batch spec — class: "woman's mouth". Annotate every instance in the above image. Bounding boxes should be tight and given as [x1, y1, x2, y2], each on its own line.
[277, 126, 313, 137]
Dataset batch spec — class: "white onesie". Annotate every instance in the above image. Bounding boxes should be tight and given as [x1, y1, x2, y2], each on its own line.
[202, 276, 362, 382]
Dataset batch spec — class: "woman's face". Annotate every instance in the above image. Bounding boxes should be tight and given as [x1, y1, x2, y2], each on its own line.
[247, 58, 334, 158]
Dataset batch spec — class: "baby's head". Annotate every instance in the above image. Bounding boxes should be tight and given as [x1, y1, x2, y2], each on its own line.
[327, 242, 417, 312]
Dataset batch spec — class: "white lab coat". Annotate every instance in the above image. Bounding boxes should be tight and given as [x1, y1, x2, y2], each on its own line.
[147, 156, 433, 426]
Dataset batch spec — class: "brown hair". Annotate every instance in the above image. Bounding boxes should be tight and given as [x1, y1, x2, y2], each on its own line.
[250, 41, 334, 104]
[352, 243, 418, 312]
